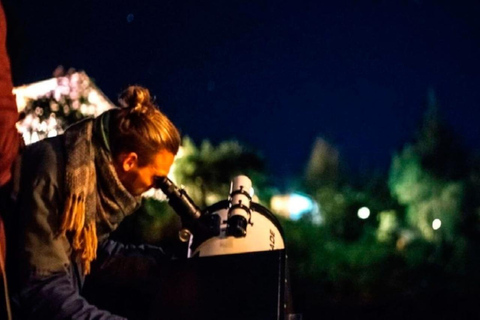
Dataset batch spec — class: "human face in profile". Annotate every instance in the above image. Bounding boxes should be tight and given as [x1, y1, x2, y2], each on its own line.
[115, 149, 175, 196]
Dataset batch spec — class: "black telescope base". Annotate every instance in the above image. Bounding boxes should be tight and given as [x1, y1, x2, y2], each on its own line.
[84, 250, 288, 320]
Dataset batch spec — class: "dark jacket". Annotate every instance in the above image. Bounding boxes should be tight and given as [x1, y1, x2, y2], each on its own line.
[10, 134, 168, 320]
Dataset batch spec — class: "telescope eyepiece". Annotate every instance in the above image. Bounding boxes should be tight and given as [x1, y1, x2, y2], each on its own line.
[153, 176, 202, 221]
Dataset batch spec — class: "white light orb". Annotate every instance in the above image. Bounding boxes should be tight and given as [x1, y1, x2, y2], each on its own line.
[357, 206, 370, 219]
[432, 219, 442, 230]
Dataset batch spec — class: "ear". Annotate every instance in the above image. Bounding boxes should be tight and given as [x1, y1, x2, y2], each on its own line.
[121, 152, 138, 172]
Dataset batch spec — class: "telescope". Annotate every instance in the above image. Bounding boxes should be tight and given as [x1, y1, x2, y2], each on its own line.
[152, 175, 293, 320]
[153, 175, 285, 257]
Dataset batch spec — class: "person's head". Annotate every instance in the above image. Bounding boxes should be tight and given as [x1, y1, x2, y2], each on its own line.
[109, 85, 181, 196]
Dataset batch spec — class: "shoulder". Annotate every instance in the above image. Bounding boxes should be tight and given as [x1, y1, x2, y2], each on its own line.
[24, 135, 65, 161]
[21, 136, 66, 188]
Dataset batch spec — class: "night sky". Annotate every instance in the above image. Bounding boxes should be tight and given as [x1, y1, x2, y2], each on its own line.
[5, 0, 480, 181]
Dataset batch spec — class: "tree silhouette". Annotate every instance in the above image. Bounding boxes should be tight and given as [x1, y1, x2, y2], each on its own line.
[389, 90, 467, 242]
[304, 137, 341, 191]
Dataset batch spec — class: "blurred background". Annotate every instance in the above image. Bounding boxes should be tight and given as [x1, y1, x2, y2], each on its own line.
[4, 0, 480, 318]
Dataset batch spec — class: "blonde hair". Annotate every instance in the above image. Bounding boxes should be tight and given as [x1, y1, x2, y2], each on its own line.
[109, 85, 181, 165]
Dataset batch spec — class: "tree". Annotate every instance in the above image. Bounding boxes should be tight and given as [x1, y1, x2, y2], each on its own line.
[304, 137, 341, 191]
[172, 137, 268, 208]
[389, 91, 467, 242]
[302, 137, 374, 240]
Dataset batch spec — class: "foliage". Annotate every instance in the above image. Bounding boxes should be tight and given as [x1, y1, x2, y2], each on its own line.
[282, 218, 405, 308]
[311, 186, 366, 240]
[172, 136, 269, 207]
[414, 92, 468, 180]
[376, 210, 399, 242]
[301, 136, 398, 241]
[281, 91, 480, 317]
[388, 93, 467, 242]
[304, 137, 341, 190]
[280, 217, 479, 318]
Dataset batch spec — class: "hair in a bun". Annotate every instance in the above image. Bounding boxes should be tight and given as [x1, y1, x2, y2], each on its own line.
[109, 85, 181, 166]
[118, 86, 154, 112]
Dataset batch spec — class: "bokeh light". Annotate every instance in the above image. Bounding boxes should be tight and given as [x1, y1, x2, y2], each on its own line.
[357, 206, 370, 219]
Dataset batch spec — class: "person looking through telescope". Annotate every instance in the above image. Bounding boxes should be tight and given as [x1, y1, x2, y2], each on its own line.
[8, 85, 181, 319]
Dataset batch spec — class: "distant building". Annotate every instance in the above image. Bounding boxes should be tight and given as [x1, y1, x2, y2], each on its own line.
[13, 71, 115, 144]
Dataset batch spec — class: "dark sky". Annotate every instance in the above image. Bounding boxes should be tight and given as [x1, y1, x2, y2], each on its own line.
[5, 0, 480, 181]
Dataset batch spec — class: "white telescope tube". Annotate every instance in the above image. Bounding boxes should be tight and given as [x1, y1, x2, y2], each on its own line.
[228, 175, 253, 237]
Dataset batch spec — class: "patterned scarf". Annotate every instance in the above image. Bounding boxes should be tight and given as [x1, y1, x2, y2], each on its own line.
[59, 110, 141, 275]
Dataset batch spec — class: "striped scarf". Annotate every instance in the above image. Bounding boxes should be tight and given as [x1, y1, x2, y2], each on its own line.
[59, 111, 141, 275]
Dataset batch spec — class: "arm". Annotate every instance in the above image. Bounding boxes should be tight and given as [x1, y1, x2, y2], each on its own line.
[97, 238, 169, 266]
[18, 269, 126, 320]
[14, 139, 126, 320]
[83, 236, 171, 319]
[90, 238, 169, 282]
